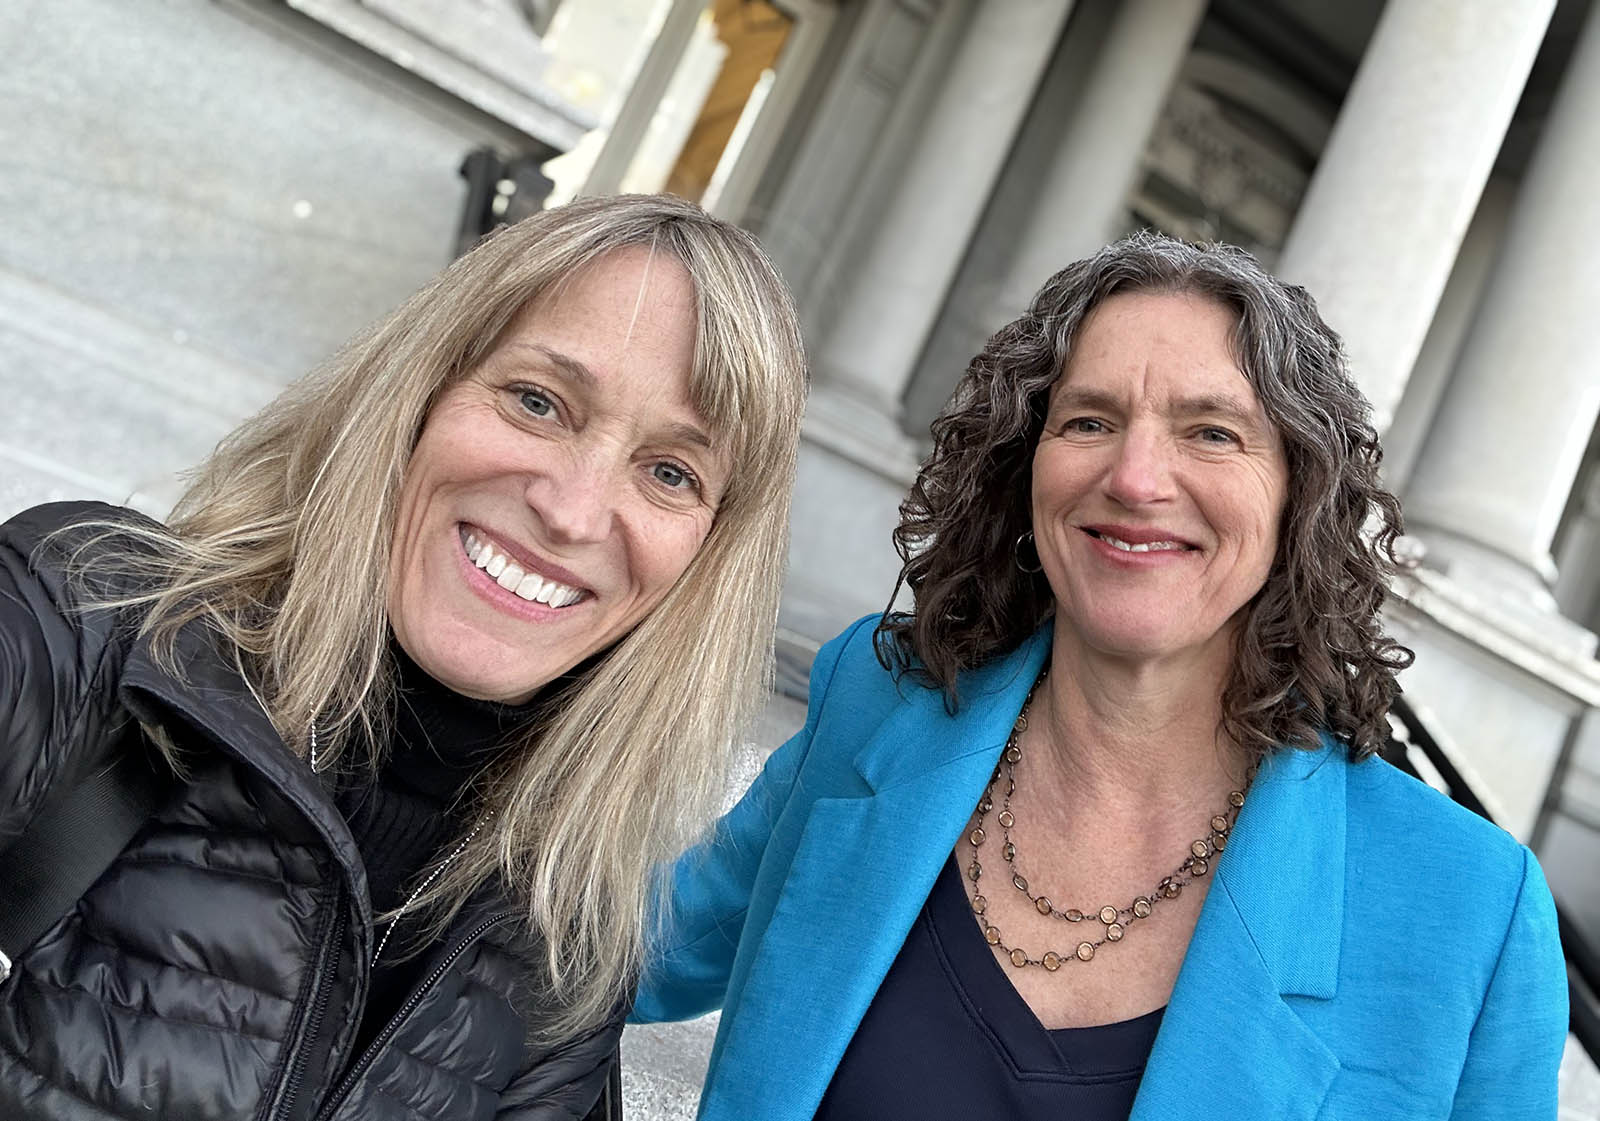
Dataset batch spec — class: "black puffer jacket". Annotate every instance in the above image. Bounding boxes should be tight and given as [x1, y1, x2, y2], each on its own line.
[0, 503, 623, 1121]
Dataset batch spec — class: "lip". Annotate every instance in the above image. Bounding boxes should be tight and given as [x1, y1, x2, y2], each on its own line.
[459, 523, 592, 593]
[1079, 523, 1200, 549]
[454, 525, 594, 621]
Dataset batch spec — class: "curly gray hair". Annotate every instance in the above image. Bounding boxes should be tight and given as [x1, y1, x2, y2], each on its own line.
[879, 230, 1413, 759]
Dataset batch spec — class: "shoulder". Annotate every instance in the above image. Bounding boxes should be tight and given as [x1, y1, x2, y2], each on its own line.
[805, 614, 897, 706]
[809, 613, 889, 681]
[0, 500, 161, 650]
[1, 501, 165, 608]
[1344, 752, 1527, 885]
[1341, 752, 1551, 959]
[2, 499, 149, 544]
[801, 614, 953, 743]
[0, 502, 162, 843]
[1337, 754, 1565, 1044]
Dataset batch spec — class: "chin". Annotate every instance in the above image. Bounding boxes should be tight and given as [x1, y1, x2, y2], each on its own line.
[440, 665, 548, 705]
[401, 625, 548, 703]
[459, 650, 561, 703]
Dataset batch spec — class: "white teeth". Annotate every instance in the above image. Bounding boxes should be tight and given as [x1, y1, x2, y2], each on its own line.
[1101, 534, 1184, 553]
[497, 562, 524, 591]
[462, 529, 586, 607]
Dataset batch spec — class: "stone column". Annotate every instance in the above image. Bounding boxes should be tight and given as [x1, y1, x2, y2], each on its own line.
[1404, 0, 1600, 622]
[1274, 0, 1554, 432]
[989, 0, 1206, 318]
[810, 0, 1078, 452]
[1379, 177, 1514, 491]
[1554, 464, 1600, 630]
[579, 0, 706, 197]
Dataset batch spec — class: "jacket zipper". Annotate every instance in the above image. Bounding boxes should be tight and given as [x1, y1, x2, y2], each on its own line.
[273, 884, 348, 1121]
[313, 912, 516, 1121]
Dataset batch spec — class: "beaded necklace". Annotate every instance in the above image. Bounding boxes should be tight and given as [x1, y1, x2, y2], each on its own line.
[964, 671, 1249, 971]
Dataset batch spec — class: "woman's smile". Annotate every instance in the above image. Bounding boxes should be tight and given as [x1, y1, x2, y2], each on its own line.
[457, 524, 591, 616]
[1077, 524, 1201, 566]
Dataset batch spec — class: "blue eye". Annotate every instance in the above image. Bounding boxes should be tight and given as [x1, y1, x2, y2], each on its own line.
[518, 388, 555, 417]
[652, 462, 697, 491]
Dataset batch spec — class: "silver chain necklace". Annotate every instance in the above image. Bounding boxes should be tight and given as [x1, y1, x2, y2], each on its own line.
[308, 721, 495, 965]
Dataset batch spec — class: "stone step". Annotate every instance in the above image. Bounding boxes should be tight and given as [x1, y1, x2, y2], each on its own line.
[0, 267, 282, 520]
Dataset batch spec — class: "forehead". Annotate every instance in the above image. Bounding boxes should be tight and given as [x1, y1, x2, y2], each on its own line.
[1053, 289, 1263, 410]
[524, 246, 698, 346]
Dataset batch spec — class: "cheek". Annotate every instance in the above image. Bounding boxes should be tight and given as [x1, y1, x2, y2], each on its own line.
[1030, 450, 1085, 517]
[1224, 485, 1286, 588]
[628, 514, 715, 602]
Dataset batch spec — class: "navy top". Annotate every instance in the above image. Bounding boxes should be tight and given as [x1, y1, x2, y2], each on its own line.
[816, 855, 1163, 1120]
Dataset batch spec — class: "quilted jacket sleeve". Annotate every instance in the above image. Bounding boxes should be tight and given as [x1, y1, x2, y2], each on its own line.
[0, 502, 139, 849]
[495, 1001, 626, 1120]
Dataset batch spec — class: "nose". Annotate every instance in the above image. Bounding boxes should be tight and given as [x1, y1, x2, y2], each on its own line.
[523, 448, 619, 546]
[1104, 423, 1177, 508]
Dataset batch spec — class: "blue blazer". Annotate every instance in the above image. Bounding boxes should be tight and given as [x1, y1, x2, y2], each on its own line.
[635, 617, 1568, 1119]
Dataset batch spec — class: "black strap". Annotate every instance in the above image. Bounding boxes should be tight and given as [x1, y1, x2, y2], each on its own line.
[0, 750, 162, 981]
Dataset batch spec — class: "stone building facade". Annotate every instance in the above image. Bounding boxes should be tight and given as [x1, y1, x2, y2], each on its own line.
[3, 0, 1599, 1114]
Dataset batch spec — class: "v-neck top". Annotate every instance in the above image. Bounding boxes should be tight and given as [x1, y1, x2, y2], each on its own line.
[815, 854, 1164, 1120]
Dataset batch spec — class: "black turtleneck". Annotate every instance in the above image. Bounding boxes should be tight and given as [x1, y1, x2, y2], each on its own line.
[336, 648, 537, 1052]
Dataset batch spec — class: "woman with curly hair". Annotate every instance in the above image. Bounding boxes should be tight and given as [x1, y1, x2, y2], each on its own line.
[633, 232, 1567, 1120]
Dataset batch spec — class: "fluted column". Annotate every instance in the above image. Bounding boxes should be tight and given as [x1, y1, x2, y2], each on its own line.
[811, 0, 1077, 449]
[1274, 0, 1554, 431]
[1405, 1, 1600, 620]
[989, 0, 1205, 318]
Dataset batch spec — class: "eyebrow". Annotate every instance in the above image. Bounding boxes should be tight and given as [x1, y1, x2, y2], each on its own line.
[518, 344, 597, 390]
[1170, 392, 1264, 427]
[510, 343, 717, 451]
[1050, 386, 1268, 429]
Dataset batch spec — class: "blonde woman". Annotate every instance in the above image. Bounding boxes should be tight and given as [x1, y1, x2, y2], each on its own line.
[0, 194, 806, 1121]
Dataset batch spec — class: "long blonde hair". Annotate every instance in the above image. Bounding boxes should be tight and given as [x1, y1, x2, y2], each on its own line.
[77, 194, 807, 1037]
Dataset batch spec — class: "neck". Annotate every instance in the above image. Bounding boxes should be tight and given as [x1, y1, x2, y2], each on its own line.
[1025, 621, 1251, 815]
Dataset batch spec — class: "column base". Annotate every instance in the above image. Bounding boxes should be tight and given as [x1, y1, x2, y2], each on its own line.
[1386, 566, 1600, 841]
[1407, 525, 1591, 653]
[779, 388, 922, 650]
[799, 381, 924, 484]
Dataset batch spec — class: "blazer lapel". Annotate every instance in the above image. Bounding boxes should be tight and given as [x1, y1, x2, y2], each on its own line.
[1132, 744, 1348, 1120]
[702, 632, 1051, 1121]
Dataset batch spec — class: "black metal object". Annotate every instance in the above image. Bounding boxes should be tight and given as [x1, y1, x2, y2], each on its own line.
[1384, 697, 1599, 1061]
[455, 146, 558, 257]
